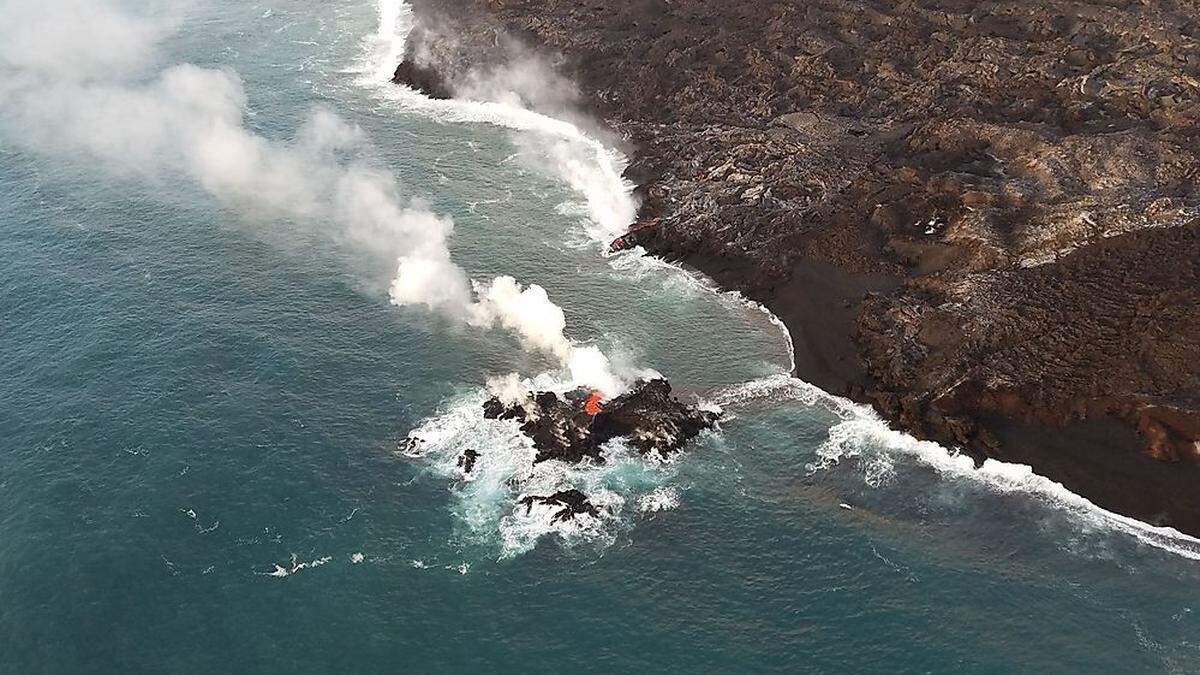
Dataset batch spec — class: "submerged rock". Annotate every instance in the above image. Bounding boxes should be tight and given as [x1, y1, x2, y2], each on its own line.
[456, 448, 480, 475]
[518, 489, 601, 524]
[398, 436, 422, 455]
[483, 378, 719, 464]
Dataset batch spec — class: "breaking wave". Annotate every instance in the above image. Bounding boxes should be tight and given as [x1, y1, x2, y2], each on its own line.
[717, 372, 1200, 561]
[401, 373, 685, 558]
[356, 0, 636, 245]
[816, 415, 1200, 561]
[705, 369, 1200, 560]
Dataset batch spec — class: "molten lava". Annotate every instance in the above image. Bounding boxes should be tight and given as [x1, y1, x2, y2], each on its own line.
[584, 392, 604, 416]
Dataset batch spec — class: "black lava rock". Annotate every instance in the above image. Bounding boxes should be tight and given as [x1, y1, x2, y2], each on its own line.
[518, 489, 601, 524]
[483, 378, 719, 464]
[456, 448, 480, 474]
[392, 60, 453, 99]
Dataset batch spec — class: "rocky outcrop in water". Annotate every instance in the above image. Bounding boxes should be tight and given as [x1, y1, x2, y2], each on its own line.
[482, 378, 720, 464]
[518, 489, 601, 524]
[394, 0, 1200, 535]
[392, 59, 454, 100]
[456, 448, 480, 475]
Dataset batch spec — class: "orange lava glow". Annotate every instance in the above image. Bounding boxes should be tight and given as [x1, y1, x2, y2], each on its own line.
[584, 392, 603, 416]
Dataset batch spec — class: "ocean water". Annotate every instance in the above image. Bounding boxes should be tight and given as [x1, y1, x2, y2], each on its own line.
[4, 1, 1200, 672]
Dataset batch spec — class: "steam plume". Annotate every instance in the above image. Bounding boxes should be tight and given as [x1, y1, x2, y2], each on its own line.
[385, 2, 639, 240]
[0, 0, 625, 396]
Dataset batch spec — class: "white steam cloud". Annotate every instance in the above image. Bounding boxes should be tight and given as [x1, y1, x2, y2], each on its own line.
[0, 0, 625, 397]
[0, 0, 172, 79]
[386, 3, 639, 241]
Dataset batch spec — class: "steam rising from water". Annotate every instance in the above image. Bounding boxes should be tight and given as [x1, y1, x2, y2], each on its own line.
[358, 0, 678, 551]
[394, 272, 623, 397]
[362, 0, 640, 391]
[0, 0, 623, 396]
[359, 0, 639, 243]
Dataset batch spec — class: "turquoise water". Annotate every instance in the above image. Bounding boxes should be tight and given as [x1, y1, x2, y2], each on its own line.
[4, 1, 1200, 671]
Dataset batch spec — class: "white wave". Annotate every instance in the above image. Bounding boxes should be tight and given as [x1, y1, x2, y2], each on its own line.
[290, 554, 333, 572]
[742, 296, 797, 374]
[378, 89, 636, 244]
[710, 372, 858, 421]
[705, 371, 1200, 561]
[359, 0, 412, 85]
[356, 0, 637, 245]
[638, 486, 681, 513]
[602, 248, 796, 374]
[502, 487, 622, 554]
[402, 377, 681, 557]
[805, 393, 1200, 561]
[261, 553, 333, 579]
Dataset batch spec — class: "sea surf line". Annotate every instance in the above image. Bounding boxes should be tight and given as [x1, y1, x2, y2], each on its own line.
[357, 0, 1200, 562]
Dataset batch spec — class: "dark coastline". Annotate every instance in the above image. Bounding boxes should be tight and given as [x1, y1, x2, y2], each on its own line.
[393, 0, 1200, 536]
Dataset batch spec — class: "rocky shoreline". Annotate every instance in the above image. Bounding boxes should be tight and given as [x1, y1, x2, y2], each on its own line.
[393, 0, 1200, 535]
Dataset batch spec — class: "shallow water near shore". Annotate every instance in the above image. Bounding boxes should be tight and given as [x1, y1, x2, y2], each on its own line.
[4, 1, 1200, 671]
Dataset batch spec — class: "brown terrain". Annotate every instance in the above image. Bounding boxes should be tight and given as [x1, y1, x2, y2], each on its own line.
[392, 0, 1200, 535]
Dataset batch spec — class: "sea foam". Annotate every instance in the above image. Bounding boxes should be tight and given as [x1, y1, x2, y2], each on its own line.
[402, 373, 681, 557]
[356, 0, 637, 247]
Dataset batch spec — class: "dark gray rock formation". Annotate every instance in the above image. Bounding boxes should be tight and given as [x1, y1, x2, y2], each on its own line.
[518, 489, 601, 524]
[456, 448, 480, 475]
[482, 378, 720, 464]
